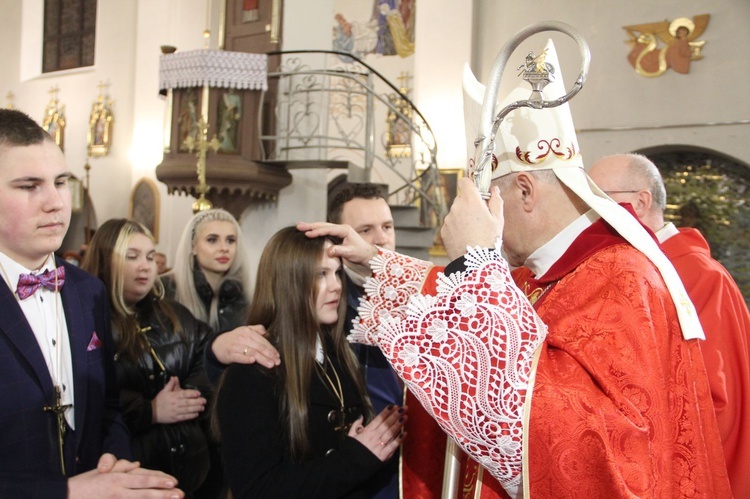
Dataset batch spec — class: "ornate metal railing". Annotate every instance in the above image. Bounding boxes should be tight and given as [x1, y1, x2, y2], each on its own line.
[258, 49, 446, 226]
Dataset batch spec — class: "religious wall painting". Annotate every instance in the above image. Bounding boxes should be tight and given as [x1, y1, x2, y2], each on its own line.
[217, 90, 242, 154]
[243, 0, 259, 22]
[130, 178, 160, 243]
[385, 71, 413, 158]
[42, 86, 66, 151]
[332, 0, 416, 60]
[177, 88, 200, 152]
[229, 0, 281, 47]
[88, 83, 114, 157]
[68, 175, 84, 213]
[420, 168, 462, 256]
[624, 14, 709, 77]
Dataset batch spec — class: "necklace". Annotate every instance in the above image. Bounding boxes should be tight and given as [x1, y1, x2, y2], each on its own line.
[317, 353, 348, 432]
[137, 323, 167, 372]
[44, 265, 72, 475]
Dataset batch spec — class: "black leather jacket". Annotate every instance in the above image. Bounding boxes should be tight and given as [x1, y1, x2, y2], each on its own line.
[114, 297, 213, 494]
[162, 267, 248, 333]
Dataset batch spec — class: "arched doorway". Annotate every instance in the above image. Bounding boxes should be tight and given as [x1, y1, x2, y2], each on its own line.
[636, 145, 750, 305]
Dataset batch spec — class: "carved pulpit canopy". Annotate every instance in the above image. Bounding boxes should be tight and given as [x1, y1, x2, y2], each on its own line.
[156, 49, 291, 218]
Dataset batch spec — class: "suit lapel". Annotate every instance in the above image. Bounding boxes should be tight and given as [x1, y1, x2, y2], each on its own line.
[0, 275, 56, 398]
[57, 260, 90, 440]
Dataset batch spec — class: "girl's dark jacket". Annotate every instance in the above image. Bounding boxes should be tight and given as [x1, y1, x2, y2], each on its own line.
[114, 296, 213, 494]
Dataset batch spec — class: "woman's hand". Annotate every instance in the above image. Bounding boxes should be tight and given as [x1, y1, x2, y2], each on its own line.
[151, 376, 206, 424]
[211, 324, 281, 369]
[348, 405, 408, 461]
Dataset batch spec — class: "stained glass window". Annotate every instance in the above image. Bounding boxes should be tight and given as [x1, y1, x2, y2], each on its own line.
[43, 0, 97, 73]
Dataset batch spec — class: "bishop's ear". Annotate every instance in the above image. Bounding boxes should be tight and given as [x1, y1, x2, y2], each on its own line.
[515, 172, 536, 207]
[631, 189, 653, 218]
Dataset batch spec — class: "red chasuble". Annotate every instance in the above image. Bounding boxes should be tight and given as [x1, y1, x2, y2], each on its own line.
[458, 220, 730, 498]
[352, 219, 730, 498]
[401, 267, 448, 499]
[401, 392, 446, 497]
[661, 227, 750, 499]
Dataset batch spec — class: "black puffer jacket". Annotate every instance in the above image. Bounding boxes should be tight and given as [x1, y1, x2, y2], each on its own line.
[162, 267, 248, 333]
[114, 297, 213, 494]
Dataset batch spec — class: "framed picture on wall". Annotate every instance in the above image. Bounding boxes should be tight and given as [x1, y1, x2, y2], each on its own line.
[42, 95, 66, 151]
[88, 96, 114, 157]
[420, 168, 463, 256]
[129, 178, 160, 242]
[69, 176, 84, 213]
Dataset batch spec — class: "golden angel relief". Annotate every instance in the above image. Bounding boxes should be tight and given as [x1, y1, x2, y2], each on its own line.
[624, 14, 709, 77]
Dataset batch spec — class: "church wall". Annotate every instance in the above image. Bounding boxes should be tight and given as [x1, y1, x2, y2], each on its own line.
[131, 0, 217, 263]
[0, 0, 746, 276]
[472, 0, 750, 168]
[413, 0, 473, 170]
[237, 0, 337, 288]
[1, 0, 139, 253]
[228, 0, 472, 286]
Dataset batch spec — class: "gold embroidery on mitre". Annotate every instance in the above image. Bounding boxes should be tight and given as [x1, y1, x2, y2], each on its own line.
[515, 138, 580, 165]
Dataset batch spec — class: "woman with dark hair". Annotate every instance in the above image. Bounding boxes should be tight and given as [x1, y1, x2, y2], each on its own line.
[215, 226, 407, 498]
[81, 219, 213, 496]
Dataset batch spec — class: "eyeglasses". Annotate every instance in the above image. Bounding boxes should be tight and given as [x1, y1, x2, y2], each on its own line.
[603, 190, 640, 195]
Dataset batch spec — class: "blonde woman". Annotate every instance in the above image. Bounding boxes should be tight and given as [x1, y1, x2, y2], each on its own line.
[82, 219, 213, 495]
[163, 209, 251, 334]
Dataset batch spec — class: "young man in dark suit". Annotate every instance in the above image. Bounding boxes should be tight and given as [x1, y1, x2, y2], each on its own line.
[327, 183, 445, 499]
[0, 109, 183, 498]
[328, 183, 402, 415]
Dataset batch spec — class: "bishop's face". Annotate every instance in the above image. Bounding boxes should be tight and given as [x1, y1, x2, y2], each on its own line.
[490, 174, 531, 268]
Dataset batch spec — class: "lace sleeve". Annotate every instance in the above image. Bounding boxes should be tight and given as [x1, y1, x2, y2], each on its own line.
[349, 248, 433, 345]
[352, 242, 548, 490]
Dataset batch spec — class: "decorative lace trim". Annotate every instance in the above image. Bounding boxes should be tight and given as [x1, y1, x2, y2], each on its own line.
[159, 50, 268, 90]
[515, 138, 580, 165]
[353, 244, 548, 489]
[350, 248, 433, 345]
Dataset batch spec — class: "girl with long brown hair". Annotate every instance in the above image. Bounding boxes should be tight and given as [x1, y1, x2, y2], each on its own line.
[215, 226, 406, 498]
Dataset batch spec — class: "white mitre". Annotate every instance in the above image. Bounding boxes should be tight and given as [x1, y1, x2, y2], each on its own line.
[462, 39, 704, 341]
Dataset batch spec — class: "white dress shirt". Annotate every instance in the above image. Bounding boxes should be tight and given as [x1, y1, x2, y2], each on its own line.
[0, 251, 75, 428]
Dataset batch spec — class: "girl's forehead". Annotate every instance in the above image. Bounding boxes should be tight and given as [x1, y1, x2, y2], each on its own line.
[196, 219, 235, 236]
[128, 233, 155, 250]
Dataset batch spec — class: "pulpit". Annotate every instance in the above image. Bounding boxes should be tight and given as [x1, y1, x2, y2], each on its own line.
[156, 48, 291, 218]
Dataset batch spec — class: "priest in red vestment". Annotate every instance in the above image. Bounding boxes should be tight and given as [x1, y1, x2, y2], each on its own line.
[590, 153, 750, 499]
[298, 39, 730, 498]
